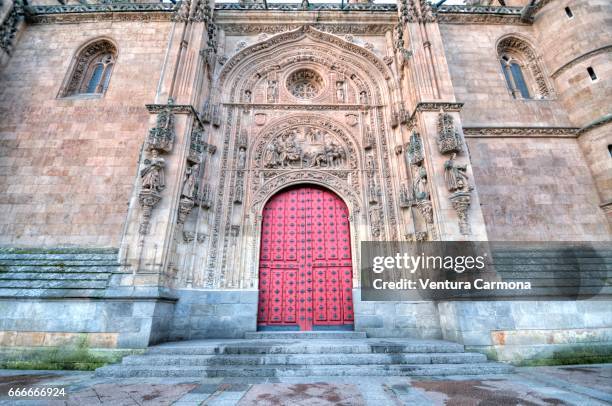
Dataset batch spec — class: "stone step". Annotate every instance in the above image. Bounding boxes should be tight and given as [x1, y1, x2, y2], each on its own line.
[0, 279, 108, 289]
[96, 362, 513, 378]
[0, 260, 120, 267]
[0, 253, 119, 261]
[0, 272, 111, 280]
[146, 340, 466, 355]
[244, 331, 366, 340]
[0, 265, 117, 274]
[121, 352, 488, 367]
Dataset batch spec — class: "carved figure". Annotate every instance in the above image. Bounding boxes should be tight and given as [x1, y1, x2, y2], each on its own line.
[238, 148, 247, 169]
[181, 164, 199, 199]
[359, 90, 368, 104]
[263, 141, 280, 168]
[336, 81, 345, 103]
[141, 150, 166, 192]
[413, 166, 429, 200]
[267, 80, 278, 103]
[444, 153, 471, 192]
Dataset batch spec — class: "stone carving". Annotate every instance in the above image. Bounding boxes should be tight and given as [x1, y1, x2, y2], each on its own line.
[183, 231, 207, 243]
[359, 90, 368, 105]
[177, 197, 195, 225]
[141, 149, 166, 193]
[188, 126, 205, 163]
[443, 153, 472, 193]
[406, 231, 428, 242]
[266, 80, 278, 103]
[287, 69, 324, 99]
[237, 148, 247, 169]
[1, 4, 22, 56]
[243, 89, 252, 103]
[398, 0, 436, 23]
[191, 0, 212, 23]
[345, 113, 358, 127]
[254, 113, 267, 126]
[234, 173, 244, 203]
[369, 205, 382, 238]
[363, 126, 374, 150]
[449, 192, 471, 235]
[406, 130, 424, 165]
[138, 149, 165, 235]
[463, 127, 579, 137]
[147, 99, 175, 153]
[399, 182, 412, 208]
[437, 110, 462, 154]
[261, 127, 347, 169]
[173, 0, 191, 22]
[443, 153, 473, 235]
[368, 178, 380, 204]
[336, 81, 345, 103]
[181, 164, 199, 200]
[198, 184, 213, 209]
[413, 166, 429, 201]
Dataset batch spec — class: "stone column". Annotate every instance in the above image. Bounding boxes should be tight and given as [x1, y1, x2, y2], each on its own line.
[117, 0, 218, 287]
[396, 0, 488, 241]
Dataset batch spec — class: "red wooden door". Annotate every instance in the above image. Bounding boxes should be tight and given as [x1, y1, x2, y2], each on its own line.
[258, 186, 354, 331]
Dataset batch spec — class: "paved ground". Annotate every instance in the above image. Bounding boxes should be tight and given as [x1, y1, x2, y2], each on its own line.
[0, 364, 610, 405]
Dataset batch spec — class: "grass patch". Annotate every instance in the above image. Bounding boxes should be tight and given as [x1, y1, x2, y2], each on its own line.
[0, 337, 142, 371]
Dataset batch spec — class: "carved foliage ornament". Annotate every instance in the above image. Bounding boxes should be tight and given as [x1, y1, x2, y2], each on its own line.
[437, 110, 462, 154]
[0, 3, 23, 56]
[147, 99, 176, 153]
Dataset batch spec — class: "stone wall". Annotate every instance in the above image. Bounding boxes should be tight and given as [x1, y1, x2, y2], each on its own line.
[169, 289, 258, 340]
[439, 23, 571, 128]
[0, 20, 172, 247]
[353, 290, 442, 339]
[0, 296, 175, 349]
[467, 136, 611, 241]
[438, 300, 612, 364]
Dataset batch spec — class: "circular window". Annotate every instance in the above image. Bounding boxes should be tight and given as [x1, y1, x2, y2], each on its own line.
[286, 69, 324, 99]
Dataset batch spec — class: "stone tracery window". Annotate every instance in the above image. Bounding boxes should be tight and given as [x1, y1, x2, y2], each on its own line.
[286, 69, 324, 99]
[496, 36, 553, 100]
[61, 39, 117, 97]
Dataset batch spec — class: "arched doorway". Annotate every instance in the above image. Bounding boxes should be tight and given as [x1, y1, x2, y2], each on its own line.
[257, 185, 354, 331]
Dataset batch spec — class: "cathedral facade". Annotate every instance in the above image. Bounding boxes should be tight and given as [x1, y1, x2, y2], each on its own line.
[0, 0, 610, 364]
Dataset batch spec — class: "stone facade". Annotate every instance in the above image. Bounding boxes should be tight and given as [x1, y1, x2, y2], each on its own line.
[0, 0, 610, 365]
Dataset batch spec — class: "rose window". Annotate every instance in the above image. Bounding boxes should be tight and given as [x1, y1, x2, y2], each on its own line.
[286, 69, 324, 99]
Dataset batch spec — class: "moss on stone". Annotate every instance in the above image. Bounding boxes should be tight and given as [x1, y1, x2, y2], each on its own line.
[0, 338, 142, 371]
[515, 345, 612, 367]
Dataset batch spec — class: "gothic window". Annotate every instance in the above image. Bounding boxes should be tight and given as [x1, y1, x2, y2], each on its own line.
[61, 39, 117, 97]
[286, 69, 324, 99]
[500, 56, 530, 99]
[497, 36, 553, 100]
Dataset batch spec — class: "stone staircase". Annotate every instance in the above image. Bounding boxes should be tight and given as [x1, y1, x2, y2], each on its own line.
[0, 248, 119, 297]
[95, 332, 513, 377]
